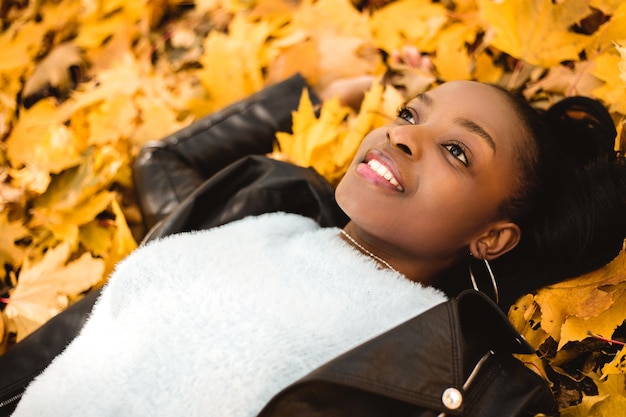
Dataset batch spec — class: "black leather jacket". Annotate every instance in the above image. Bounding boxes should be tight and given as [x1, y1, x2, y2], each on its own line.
[0, 74, 558, 416]
[0, 74, 342, 415]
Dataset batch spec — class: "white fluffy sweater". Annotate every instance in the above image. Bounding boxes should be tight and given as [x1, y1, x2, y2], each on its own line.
[13, 213, 447, 417]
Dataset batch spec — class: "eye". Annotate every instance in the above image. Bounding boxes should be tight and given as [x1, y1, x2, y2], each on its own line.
[397, 107, 417, 124]
[443, 143, 469, 166]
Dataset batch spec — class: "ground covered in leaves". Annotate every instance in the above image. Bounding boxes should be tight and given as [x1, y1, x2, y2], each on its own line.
[1, 0, 625, 414]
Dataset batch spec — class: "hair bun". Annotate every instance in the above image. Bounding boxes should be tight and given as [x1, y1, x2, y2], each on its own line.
[544, 96, 617, 160]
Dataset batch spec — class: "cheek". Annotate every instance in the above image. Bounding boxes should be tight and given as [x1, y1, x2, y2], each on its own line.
[335, 172, 361, 216]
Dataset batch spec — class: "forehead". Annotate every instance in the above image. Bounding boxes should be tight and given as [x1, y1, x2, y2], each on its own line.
[413, 81, 526, 151]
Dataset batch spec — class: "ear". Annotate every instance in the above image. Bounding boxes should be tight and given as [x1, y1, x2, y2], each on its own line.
[469, 222, 521, 261]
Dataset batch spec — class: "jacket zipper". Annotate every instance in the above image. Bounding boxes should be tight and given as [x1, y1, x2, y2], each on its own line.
[0, 390, 24, 409]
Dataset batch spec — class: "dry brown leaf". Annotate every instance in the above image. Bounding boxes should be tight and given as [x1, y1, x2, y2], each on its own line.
[266, 39, 322, 87]
[4, 243, 104, 342]
[315, 36, 382, 90]
[523, 62, 603, 99]
[21, 42, 85, 106]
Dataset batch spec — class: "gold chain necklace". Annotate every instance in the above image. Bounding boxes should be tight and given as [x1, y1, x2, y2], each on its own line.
[340, 230, 400, 275]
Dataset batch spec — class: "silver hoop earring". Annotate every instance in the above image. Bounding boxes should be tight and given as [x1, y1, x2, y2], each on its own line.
[469, 258, 500, 304]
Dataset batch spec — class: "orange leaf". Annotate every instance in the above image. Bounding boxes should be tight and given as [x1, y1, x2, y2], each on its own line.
[478, 0, 593, 67]
[369, 0, 448, 54]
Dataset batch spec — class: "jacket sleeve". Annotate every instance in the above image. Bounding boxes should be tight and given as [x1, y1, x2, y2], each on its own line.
[133, 73, 321, 230]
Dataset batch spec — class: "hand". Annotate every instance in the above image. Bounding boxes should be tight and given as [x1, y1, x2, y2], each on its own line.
[317, 75, 376, 112]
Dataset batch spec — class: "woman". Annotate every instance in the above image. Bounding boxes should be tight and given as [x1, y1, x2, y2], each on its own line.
[10, 77, 626, 416]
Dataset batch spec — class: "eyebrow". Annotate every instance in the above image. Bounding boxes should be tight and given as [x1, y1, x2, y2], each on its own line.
[416, 93, 433, 107]
[454, 117, 496, 153]
[415, 92, 497, 153]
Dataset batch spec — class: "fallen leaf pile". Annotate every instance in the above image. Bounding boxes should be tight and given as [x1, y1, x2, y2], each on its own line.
[1, 0, 625, 413]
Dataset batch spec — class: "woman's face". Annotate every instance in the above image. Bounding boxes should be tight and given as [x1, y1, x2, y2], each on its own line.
[335, 81, 527, 270]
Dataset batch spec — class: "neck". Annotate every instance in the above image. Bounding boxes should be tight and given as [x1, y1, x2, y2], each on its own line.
[341, 222, 457, 286]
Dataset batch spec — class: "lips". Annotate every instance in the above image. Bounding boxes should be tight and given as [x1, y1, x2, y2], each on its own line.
[360, 151, 405, 191]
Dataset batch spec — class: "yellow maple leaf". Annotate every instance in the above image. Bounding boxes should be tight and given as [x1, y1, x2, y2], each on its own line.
[275, 88, 318, 161]
[508, 293, 551, 349]
[590, 0, 625, 14]
[0, 20, 47, 73]
[560, 394, 609, 417]
[532, 249, 626, 345]
[592, 50, 626, 115]
[75, 9, 136, 50]
[5, 98, 82, 177]
[617, 43, 626, 85]
[104, 199, 138, 278]
[585, 2, 626, 58]
[133, 94, 193, 145]
[597, 374, 626, 396]
[337, 81, 387, 175]
[472, 51, 505, 84]
[276, 89, 351, 178]
[87, 95, 138, 146]
[0, 211, 28, 269]
[588, 394, 626, 416]
[3, 243, 104, 342]
[341, 81, 385, 147]
[602, 347, 626, 376]
[478, 0, 593, 67]
[559, 282, 626, 348]
[79, 17, 139, 74]
[369, 0, 449, 54]
[27, 146, 125, 248]
[61, 54, 144, 117]
[432, 23, 477, 81]
[196, 14, 276, 113]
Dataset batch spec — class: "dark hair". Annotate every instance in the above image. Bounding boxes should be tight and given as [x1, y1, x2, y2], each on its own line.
[437, 89, 626, 308]
[493, 91, 626, 307]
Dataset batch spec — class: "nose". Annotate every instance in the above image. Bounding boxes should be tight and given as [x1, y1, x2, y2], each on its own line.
[387, 125, 418, 158]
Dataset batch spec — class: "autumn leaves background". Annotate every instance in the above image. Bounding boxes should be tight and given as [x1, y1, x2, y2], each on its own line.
[1, 0, 626, 414]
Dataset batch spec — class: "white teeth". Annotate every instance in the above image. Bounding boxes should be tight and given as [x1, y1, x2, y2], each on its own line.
[367, 159, 401, 189]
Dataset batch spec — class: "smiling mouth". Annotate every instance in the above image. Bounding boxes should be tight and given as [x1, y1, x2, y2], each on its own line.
[366, 159, 403, 191]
